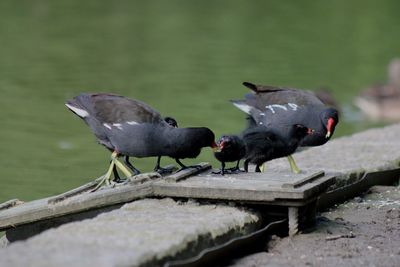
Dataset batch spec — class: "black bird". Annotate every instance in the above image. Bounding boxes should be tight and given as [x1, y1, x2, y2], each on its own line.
[232, 82, 339, 147]
[152, 116, 178, 174]
[213, 135, 246, 175]
[242, 124, 313, 173]
[66, 93, 217, 188]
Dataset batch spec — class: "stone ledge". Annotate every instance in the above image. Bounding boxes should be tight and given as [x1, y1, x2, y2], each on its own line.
[0, 198, 260, 267]
[267, 123, 400, 189]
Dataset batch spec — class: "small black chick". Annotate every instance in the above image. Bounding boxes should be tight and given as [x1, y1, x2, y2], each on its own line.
[242, 124, 312, 173]
[213, 135, 246, 175]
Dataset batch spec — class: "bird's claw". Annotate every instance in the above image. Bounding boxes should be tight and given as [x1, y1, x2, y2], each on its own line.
[154, 167, 175, 175]
[212, 169, 225, 175]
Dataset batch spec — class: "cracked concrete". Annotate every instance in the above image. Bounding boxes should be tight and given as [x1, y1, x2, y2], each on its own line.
[0, 198, 260, 267]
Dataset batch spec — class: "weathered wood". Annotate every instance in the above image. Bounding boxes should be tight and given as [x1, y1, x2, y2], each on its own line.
[0, 183, 153, 231]
[282, 171, 325, 188]
[288, 207, 299, 236]
[153, 170, 335, 204]
[0, 199, 24, 211]
[164, 162, 211, 182]
[0, 164, 211, 231]
[0, 165, 333, 232]
[48, 177, 103, 204]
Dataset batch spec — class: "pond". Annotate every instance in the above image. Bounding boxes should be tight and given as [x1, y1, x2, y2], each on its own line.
[0, 0, 399, 202]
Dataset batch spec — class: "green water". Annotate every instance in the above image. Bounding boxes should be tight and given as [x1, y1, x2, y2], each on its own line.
[0, 0, 399, 203]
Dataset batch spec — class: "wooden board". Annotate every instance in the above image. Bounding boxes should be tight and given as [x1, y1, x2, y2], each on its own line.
[153, 170, 336, 205]
[0, 164, 334, 231]
[0, 164, 211, 231]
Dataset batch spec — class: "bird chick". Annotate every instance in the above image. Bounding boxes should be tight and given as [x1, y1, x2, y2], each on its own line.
[213, 135, 246, 175]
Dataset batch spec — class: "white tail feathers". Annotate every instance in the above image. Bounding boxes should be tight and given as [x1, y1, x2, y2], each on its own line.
[65, 103, 89, 118]
[231, 100, 253, 115]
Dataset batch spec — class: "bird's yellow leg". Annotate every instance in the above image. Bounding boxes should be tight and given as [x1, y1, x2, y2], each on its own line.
[260, 164, 266, 172]
[109, 151, 133, 177]
[114, 158, 133, 177]
[93, 160, 115, 191]
[287, 155, 300, 174]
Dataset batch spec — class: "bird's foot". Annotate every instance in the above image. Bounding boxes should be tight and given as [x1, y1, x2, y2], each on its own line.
[177, 164, 203, 172]
[287, 155, 301, 174]
[225, 167, 245, 173]
[92, 153, 134, 192]
[112, 177, 127, 183]
[154, 166, 176, 175]
[212, 169, 225, 175]
[92, 161, 116, 192]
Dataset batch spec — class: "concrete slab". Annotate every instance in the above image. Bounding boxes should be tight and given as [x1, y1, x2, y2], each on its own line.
[266, 123, 400, 187]
[0, 198, 260, 267]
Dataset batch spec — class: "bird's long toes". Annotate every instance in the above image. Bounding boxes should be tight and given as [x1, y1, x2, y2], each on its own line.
[211, 169, 224, 175]
[155, 167, 175, 175]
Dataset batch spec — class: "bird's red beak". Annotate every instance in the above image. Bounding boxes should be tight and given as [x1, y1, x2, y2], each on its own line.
[219, 141, 225, 150]
[307, 128, 314, 135]
[326, 118, 335, 138]
[211, 141, 220, 152]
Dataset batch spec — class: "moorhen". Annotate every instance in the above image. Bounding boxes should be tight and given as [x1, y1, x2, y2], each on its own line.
[354, 59, 400, 121]
[152, 116, 178, 174]
[66, 93, 217, 189]
[232, 82, 339, 147]
[213, 135, 246, 175]
[242, 124, 313, 173]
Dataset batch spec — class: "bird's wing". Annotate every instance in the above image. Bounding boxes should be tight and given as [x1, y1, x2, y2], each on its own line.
[72, 93, 164, 124]
[242, 82, 324, 107]
[230, 99, 266, 124]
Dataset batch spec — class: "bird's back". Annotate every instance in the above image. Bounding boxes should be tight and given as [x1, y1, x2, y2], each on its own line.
[66, 93, 165, 151]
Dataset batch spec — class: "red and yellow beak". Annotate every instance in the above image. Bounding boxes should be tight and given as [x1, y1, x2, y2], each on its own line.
[325, 118, 335, 138]
[211, 141, 220, 152]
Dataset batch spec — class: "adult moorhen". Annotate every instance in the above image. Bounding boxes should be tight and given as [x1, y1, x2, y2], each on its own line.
[66, 93, 217, 189]
[232, 82, 339, 147]
[242, 124, 313, 173]
[213, 135, 246, 175]
[152, 116, 178, 174]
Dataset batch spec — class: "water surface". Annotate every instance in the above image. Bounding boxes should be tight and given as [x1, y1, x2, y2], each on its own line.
[0, 0, 399, 202]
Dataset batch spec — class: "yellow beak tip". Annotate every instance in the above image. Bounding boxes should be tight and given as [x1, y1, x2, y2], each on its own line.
[325, 131, 331, 138]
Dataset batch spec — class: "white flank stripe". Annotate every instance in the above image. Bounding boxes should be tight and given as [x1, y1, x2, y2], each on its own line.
[266, 105, 275, 114]
[65, 104, 89, 118]
[288, 103, 298, 111]
[113, 123, 123, 130]
[103, 123, 112, 130]
[265, 104, 289, 114]
[271, 104, 288, 111]
[127, 121, 139, 125]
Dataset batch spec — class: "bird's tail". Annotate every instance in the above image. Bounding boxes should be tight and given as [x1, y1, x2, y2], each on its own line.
[65, 94, 91, 119]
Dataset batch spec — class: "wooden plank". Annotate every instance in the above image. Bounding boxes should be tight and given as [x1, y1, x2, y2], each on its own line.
[0, 199, 24, 211]
[164, 162, 211, 182]
[0, 164, 212, 231]
[282, 171, 325, 188]
[204, 173, 305, 182]
[0, 166, 335, 231]
[153, 171, 336, 204]
[184, 176, 293, 187]
[0, 183, 153, 231]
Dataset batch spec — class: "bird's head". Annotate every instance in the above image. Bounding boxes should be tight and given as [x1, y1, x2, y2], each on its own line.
[164, 117, 178, 128]
[293, 124, 314, 139]
[321, 108, 339, 139]
[198, 128, 218, 152]
[217, 135, 234, 152]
